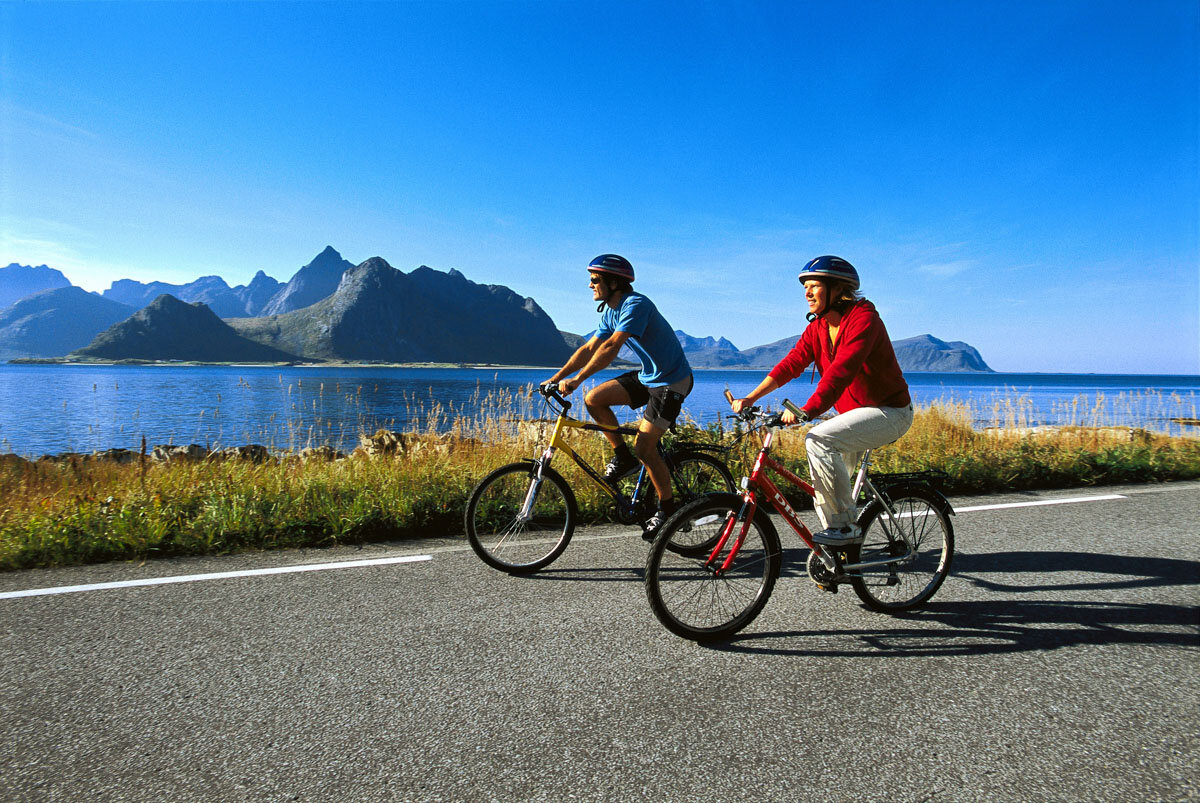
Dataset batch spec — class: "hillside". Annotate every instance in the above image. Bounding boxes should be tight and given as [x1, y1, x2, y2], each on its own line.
[891, 335, 992, 372]
[73, 295, 300, 362]
[0, 287, 135, 360]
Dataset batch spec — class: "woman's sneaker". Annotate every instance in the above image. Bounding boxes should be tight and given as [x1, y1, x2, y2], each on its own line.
[812, 524, 863, 546]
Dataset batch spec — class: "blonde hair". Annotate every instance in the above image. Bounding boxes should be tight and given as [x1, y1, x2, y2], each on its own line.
[829, 279, 862, 309]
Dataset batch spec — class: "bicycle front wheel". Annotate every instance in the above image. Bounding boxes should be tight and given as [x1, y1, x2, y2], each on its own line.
[465, 462, 577, 575]
[645, 493, 781, 642]
[848, 486, 954, 611]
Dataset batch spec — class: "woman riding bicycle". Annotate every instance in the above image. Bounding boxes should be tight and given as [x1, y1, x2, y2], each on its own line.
[731, 255, 913, 547]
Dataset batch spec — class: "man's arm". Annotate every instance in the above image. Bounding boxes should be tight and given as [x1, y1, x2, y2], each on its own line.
[559, 332, 631, 395]
[546, 336, 603, 385]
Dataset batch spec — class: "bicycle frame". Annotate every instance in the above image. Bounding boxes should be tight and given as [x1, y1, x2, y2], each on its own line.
[705, 425, 914, 576]
[520, 396, 657, 520]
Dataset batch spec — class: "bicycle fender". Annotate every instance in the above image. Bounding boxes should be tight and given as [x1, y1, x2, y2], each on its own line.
[875, 481, 955, 517]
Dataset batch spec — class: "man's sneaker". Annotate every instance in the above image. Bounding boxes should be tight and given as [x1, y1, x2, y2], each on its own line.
[812, 524, 863, 546]
[602, 452, 638, 484]
[641, 509, 670, 542]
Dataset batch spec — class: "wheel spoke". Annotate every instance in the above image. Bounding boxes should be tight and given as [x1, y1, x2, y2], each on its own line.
[646, 497, 781, 640]
[466, 464, 574, 574]
[850, 489, 954, 611]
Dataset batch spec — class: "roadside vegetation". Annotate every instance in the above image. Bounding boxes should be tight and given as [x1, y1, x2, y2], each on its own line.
[1, 388, 1197, 571]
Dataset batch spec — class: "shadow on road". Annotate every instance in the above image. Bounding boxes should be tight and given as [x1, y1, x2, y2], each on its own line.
[528, 565, 646, 582]
[714, 548, 1200, 657]
[710, 598, 1199, 657]
[951, 550, 1199, 593]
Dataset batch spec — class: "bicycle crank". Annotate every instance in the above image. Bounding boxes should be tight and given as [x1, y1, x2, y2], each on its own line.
[806, 549, 846, 593]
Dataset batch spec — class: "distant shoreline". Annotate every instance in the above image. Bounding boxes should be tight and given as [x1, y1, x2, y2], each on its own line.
[6, 358, 565, 370]
[6, 359, 1198, 378]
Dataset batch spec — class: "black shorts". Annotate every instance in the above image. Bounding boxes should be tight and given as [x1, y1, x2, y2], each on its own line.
[614, 371, 694, 430]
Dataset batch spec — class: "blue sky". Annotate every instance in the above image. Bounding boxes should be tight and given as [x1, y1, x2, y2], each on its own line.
[2, 1, 1197, 374]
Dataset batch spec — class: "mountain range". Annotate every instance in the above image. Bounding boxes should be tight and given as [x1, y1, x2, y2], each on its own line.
[0, 247, 994, 371]
[0, 264, 72, 309]
[0, 287, 135, 360]
[670, 331, 991, 371]
[225, 257, 573, 365]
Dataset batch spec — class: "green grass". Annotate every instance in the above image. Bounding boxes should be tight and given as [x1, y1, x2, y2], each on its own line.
[1, 395, 1197, 571]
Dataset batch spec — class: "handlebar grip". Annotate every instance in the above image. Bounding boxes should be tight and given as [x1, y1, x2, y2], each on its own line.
[538, 382, 572, 410]
[723, 388, 735, 405]
[782, 399, 806, 420]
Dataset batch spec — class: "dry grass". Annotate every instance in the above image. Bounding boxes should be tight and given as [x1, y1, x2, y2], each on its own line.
[1, 386, 1197, 571]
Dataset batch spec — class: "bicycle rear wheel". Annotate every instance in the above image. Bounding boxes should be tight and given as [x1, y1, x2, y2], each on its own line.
[666, 451, 737, 554]
[669, 450, 736, 504]
[848, 486, 954, 611]
[613, 450, 735, 525]
[645, 493, 781, 642]
[465, 462, 577, 575]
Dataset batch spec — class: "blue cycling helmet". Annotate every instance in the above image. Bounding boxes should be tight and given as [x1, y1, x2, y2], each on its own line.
[588, 254, 635, 283]
[797, 255, 859, 291]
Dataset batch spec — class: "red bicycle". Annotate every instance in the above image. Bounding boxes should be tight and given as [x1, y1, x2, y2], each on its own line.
[644, 392, 955, 642]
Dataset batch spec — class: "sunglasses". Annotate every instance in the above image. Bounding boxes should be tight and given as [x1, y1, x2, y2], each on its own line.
[588, 276, 603, 285]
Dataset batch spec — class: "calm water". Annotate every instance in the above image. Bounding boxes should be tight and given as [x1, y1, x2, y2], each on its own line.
[0, 364, 1197, 457]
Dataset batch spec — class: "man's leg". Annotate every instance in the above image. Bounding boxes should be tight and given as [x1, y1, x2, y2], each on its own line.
[633, 421, 672, 503]
[637, 376, 693, 538]
[583, 378, 634, 451]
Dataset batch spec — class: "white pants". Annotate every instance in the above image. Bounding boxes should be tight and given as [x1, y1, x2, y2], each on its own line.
[805, 404, 914, 529]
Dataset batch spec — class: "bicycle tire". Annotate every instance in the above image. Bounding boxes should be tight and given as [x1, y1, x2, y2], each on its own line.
[465, 462, 578, 575]
[847, 485, 954, 611]
[668, 450, 736, 504]
[644, 493, 782, 642]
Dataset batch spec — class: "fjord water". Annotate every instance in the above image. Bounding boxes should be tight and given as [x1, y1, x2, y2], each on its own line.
[0, 364, 1197, 457]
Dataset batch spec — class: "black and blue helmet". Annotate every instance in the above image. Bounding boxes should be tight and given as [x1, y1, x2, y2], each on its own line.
[588, 254, 635, 283]
[797, 255, 859, 290]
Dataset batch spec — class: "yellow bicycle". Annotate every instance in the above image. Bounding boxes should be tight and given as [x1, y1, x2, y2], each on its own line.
[465, 383, 735, 574]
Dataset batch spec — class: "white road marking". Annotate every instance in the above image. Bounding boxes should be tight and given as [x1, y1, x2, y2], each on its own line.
[0, 494, 1134, 600]
[0, 554, 433, 600]
[953, 494, 1126, 513]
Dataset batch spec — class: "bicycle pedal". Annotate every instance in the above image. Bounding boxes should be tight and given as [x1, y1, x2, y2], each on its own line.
[816, 583, 838, 594]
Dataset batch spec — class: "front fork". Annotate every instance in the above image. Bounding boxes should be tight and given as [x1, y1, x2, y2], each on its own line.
[518, 447, 556, 521]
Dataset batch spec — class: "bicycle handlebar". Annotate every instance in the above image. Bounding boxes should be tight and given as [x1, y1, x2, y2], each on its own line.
[728, 398, 818, 431]
[537, 382, 572, 411]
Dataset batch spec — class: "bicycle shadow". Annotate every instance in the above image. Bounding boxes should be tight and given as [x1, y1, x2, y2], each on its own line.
[529, 566, 645, 583]
[777, 548, 1200, 594]
[713, 548, 1200, 657]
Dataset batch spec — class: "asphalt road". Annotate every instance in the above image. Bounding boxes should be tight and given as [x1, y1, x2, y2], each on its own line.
[2, 481, 1198, 802]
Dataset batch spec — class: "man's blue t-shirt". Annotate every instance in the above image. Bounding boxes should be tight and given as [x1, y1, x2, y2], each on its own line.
[594, 291, 691, 387]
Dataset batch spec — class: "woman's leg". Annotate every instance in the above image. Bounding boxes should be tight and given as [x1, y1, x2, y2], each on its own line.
[805, 405, 914, 529]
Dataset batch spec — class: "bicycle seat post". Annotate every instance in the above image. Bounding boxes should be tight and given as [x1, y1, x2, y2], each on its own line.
[851, 449, 872, 502]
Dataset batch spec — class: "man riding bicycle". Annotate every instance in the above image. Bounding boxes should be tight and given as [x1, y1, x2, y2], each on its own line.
[543, 254, 694, 538]
[731, 255, 913, 547]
